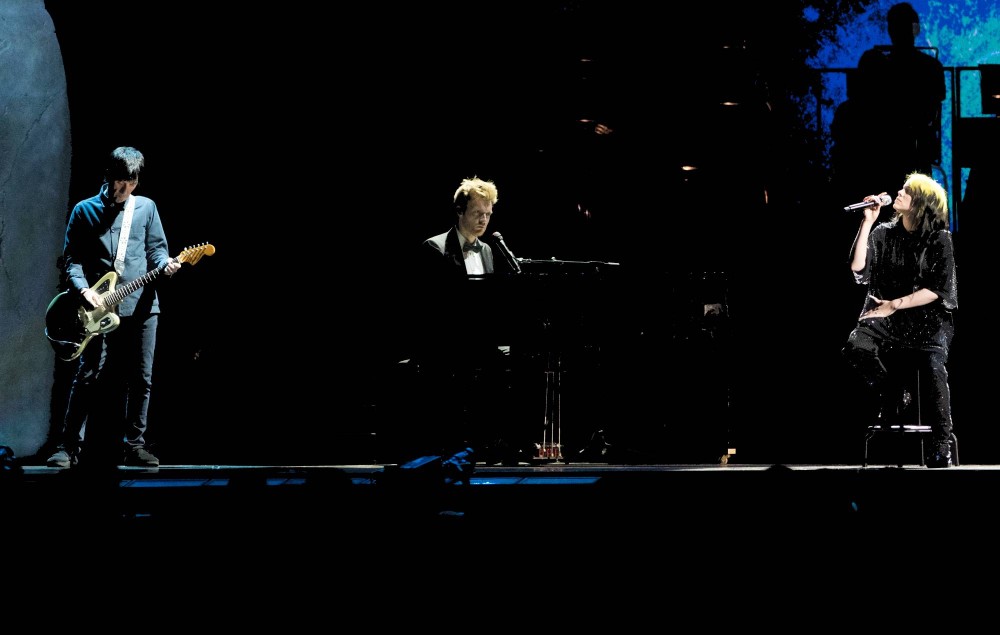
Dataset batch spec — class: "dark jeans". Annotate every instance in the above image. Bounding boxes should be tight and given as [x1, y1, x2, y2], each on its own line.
[63, 313, 158, 462]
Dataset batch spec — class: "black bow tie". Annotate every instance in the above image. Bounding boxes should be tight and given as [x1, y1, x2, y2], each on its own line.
[463, 241, 482, 254]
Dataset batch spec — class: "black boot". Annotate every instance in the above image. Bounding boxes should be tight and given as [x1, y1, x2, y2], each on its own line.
[925, 444, 953, 468]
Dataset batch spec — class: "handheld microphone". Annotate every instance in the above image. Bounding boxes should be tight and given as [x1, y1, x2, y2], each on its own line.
[844, 193, 892, 212]
[492, 231, 522, 274]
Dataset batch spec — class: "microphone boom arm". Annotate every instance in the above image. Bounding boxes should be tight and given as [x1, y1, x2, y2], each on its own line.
[492, 231, 522, 274]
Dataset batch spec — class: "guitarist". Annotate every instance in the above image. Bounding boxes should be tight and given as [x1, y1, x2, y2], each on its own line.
[46, 146, 180, 469]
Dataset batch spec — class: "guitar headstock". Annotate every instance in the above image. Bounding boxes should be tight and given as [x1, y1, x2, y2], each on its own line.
[176, 243, 216, 265]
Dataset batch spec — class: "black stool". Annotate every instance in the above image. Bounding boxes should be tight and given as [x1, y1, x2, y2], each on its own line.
[862, 369, 959, 467]
[863, 423, 959, 467]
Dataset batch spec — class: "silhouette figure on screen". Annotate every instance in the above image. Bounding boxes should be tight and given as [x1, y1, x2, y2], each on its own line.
[831, 3, 945, 202]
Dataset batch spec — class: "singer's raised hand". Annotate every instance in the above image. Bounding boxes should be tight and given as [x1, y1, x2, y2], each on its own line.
[862, 192, 888, 222]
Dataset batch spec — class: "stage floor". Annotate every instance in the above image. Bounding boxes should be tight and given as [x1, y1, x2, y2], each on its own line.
[10, 460, 994, 532]
[6, 460, 995, 589]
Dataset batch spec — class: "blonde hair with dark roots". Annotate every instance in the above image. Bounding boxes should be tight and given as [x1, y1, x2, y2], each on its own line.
[453, 177, 499, 212]
[900, 172, 949, 235]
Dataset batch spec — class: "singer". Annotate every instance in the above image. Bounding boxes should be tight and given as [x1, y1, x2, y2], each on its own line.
[421, 177, 499, 278]
[412, 177, 525, 466]
[841, 172, 958, 467]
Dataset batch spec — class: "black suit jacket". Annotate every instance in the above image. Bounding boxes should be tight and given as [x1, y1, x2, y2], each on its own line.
[421, 226, 494, 278]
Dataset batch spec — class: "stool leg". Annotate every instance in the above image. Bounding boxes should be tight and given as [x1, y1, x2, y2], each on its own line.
[897, 425, 905, 468]
[863, 428, 876, 468]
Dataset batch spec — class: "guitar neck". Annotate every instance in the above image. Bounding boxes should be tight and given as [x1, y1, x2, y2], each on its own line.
[98, 243, 215, 309]
[101, 262, 167, 309]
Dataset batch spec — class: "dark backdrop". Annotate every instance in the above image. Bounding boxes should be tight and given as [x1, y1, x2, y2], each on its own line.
[39, 0, 983, 465]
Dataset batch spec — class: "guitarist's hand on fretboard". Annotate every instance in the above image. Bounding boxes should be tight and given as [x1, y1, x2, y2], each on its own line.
[164, 258, 182, 277]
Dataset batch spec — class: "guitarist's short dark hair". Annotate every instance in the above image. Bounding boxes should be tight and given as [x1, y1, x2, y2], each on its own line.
[105, 146, 145, 183]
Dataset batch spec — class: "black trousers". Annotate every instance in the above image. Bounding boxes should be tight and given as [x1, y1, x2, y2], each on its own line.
[64, 313, 159, 463]
[842, 323, 953, 453]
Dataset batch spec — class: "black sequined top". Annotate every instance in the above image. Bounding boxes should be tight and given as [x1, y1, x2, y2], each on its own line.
[853, 219, 958, 354]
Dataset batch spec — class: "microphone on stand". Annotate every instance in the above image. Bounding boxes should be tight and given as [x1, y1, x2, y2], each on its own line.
[492, 231, 522, 274]
[844, 193, 892, 212]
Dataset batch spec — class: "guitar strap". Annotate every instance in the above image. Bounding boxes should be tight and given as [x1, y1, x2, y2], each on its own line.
[113, 194, 135, 276]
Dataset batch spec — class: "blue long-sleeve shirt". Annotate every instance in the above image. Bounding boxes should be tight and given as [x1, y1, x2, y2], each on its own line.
[63, 184, 171, 317]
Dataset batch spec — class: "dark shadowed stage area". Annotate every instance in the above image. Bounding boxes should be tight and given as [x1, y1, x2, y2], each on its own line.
[7, 461, 1000, 577]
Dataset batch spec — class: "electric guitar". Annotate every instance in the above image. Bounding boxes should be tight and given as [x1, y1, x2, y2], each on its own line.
[45, 243, 216, 361]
